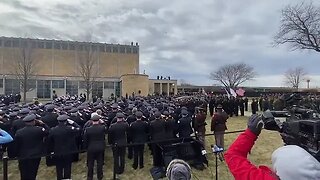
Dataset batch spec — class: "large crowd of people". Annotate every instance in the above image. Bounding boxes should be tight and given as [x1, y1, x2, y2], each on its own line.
[0, 92, 319, 180]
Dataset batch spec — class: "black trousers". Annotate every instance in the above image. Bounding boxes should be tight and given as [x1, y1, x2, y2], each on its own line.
[55, 155, 73, 180]
[209, 107, 214, 117]
[240, 107, 244, 116]
[133, 145, 144, 169]
[113, 147, 126, 174]
[128, 146, 133, 159]
[87, 151, 104, 180]
[152, 144, 163, 167]
[18, 158, 41, 180]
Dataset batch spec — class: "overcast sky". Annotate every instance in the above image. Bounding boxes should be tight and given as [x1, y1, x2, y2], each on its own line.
[1, 0, 319, 87]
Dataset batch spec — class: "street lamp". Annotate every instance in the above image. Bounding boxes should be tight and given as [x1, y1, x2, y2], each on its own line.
[307, 79, 310, 89]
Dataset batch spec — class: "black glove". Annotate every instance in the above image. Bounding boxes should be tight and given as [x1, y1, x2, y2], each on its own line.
[247, 114, 263, 136]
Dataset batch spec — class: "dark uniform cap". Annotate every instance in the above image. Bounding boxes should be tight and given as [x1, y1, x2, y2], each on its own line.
[68, 108, 78, 113]
[45, 105, 55, 111]
[163, 111, 169, 116]
[181, 110, 188, 115]
[13, 107, 20, 112]
[9, 112, 18, 117]
[135, 111, 143, 118]
[63, 106, 72, 111]
[0, 110, 5, 115]
[216, 104, 223, 109]
[77, 106, 85, 110]
[23, 114, 36, 122]
[20, 108, 30, 115]
[116, 112, 125, 118]
[155, 111, 161, 118]
[181, 107, 188, 111]
[111, 104, 118, 109]
[128, 104, 134, 110]
[57, 114, 69, 122]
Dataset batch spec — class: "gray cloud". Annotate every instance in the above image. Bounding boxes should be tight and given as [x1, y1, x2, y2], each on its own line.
[0, 0, 319, 87]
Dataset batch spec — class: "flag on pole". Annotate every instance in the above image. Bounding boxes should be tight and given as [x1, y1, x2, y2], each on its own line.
[230, 88, 237, 98]
[224, 88, 231, 99]
[236, 88, 245, 97]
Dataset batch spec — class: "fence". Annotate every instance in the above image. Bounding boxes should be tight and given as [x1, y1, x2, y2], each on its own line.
[1, 130, 249, 180]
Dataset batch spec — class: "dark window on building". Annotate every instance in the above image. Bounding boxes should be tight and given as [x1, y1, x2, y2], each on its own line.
[31, 41, 37, 48]
[5, 79, 20, 95]
[126, 46, 132, 53]
[84, 44, 90, 51]
[115, 82, 121, 97]
[99, 44, 105, 52]
[92, 81, 103, 98]
[38, 41, 45, 49]
[106, 45, 111, 52]
[61, 42, 68, 50]
[112, 46, 119, 53]
[54, 42, 61, 49]
[133, 47, 138, 54]
[52, 80, 65, 88]
[120, 46, 125, 53]
[91, 44, 98, 51]
[79, 81, 89, 89]
[27, 79, 36, 89]
[21, 40, 28, 47]
[37, 80, 51, 98]
[4, 40, 12, 47]
[46, 41, 53, 49]
[69, 43, 75, 50]
[76, 44, 83, 51]
[104, 82, 114, 89]
[0, 79, 3, 88]
[12, 39, 20, 47]
[66, 80, 78, 96]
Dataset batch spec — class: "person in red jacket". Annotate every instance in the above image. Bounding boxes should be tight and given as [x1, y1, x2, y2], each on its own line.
[225, 114, 320, 180]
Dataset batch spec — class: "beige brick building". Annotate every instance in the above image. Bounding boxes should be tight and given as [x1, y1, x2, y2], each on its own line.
[0, 36, 177, 100]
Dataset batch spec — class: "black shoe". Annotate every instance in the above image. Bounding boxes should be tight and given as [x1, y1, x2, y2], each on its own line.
[140, 165, 144, 169]
[132, 165, 138, 170]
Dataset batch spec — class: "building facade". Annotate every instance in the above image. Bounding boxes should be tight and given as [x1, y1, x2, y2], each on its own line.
[0, 36, 177, 100]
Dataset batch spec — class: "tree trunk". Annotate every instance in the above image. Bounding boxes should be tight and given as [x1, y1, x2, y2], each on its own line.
[86, 89, 90, 102]
[23, 80, 27, 103]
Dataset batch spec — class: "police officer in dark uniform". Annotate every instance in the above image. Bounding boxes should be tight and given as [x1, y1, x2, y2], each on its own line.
[108, 112, 129, 174]
[177, 110, 193, 138]
[149, 111, 166, 167]
[48, 114, 80, 180]
[14, 114, 49, 180]
[129, 111, 149, 169]
[244, 97, 249, 111]
[239, 97, 245, 116]
[109, 103, 119, 124]
[41, 105, 58, 128]
[126, 107, 137, 159]
[83, 113, 107, 180]
[11, 108, 30, 135]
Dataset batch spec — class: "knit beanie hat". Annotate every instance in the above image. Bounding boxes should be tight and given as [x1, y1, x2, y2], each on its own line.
[166, 159, 191, 180]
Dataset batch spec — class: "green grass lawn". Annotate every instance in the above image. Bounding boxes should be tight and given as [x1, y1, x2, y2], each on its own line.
[2, 114, 283, 180]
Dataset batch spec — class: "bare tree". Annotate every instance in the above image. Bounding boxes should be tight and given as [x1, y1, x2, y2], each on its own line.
[11, 39, 38, 103]
[77, 42, 100, 101]
[274, 2, 320, 52]
[210, 63, 256, 89]
[284, 67, 307, 89]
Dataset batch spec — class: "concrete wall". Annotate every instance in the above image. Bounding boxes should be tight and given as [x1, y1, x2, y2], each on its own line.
[148, 79, 178, 95]
[0, 39, 139, 78]
[120, 74, 149, 97]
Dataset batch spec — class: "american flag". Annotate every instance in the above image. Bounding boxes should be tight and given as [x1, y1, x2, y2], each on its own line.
[236, 88, 245, 97]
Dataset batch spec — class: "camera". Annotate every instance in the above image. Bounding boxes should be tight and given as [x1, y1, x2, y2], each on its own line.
[261, 94, 320, 161]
